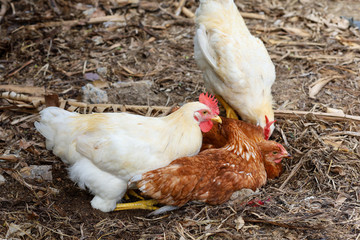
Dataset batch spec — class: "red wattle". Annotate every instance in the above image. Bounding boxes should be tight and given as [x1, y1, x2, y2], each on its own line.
[264, 129, 270, 140]
[200, 120, 213, 133]
[274, 159, 282, 163]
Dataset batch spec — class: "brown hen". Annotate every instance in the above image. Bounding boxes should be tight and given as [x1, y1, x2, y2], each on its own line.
[202, 117, 287, 179]
[131, 118, 289, 214]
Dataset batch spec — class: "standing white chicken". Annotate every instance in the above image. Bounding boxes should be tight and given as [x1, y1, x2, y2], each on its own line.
[194, 0, 276, 139]
[35, 93, 221, 212]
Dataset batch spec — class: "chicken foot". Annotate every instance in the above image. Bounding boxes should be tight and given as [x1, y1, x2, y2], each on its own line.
[124, 189, 145, 200]
[114, 199, 159, 211]
[215, 95, 238, 119]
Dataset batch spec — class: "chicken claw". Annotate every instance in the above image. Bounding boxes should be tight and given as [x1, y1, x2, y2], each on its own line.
[124, 189, 145, 200]
[216, 95, 238, 119]
[114, 199, 159, 211]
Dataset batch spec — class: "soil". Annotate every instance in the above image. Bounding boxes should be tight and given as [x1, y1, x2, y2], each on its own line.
[1, 0, 360, 239]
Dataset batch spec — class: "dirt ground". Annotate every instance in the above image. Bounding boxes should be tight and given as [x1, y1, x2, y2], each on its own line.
[1, 0, 360, 239]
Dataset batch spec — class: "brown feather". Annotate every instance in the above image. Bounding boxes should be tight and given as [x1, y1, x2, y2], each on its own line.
[136, 117, 288, 207]
[138, 148, 266, 206]
[202, 117, 283, 179]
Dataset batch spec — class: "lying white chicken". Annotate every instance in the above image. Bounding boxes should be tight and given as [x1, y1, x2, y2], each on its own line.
[194, 0, 276, 139]
[35, 93, 221, 212]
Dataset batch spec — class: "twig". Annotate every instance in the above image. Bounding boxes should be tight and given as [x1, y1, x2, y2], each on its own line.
[117, 0, 139, 7]
[173, 2, 194, 18]
[0, 85, 51, 95]
[240, 12, 266, 20]
[274, 109, 360, 123]
[243, 216, 324, 230]
[6, 59, 34, 77]
[175, 0, 186, 16]
[1, 91, 44, 107]
[267, 39, 326, 46]
[8, 171, 59, 194]
[181, 6, 195, 18]
[53, 66, 97, 77]
[2, 90, 360, 123]
[139, 21, 159, 38]
[26, 15, 125, 30]
[279, 128, 289, 147]
[279, 151, 311, 190]
[0, 0, 9, 22]
[329, 131, 360, 138]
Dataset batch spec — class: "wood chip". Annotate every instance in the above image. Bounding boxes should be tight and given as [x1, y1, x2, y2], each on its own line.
[0, 155, 19, 162]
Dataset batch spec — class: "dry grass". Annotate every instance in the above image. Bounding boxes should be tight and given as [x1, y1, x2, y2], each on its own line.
[1, 0, 360, 239]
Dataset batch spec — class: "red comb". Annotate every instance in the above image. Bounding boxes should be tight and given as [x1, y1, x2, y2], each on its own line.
[199, 92, 219, 115]
[264, 115, 276, 140]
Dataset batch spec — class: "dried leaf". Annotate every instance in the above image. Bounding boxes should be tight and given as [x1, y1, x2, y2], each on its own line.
[45, 94, 60, 107]
[92, 80, 109, 89]
[19, 139, 33, 150]
[335, 194, 347, 207]
[309, 76, 341, 99]
[19, 139, 41, 155]
[235, 216, 245, 231]
[330, 166, 345, 176]
[6, 223, 32, 239]
[322, 139, 349, 151]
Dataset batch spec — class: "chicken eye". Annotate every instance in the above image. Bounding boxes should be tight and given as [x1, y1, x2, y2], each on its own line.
[203, 110, 208, 115]
[273, 151, 278, 155]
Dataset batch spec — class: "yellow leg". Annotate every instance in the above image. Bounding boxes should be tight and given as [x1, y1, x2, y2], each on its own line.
[114, 199, 159, 211]
[124, 189, 144, 200]
[215, 95, 238, 119]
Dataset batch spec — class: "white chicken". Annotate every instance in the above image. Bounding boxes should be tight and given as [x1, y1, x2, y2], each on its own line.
[194, 0, 276, 139]
[35, 93, 221, 212]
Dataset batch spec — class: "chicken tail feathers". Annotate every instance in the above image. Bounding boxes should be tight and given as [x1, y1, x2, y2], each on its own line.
[35, 107, 76, 150]
[34, 121, 55, 150]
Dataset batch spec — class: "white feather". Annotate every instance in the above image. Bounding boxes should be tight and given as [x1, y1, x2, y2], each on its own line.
[194, 0, 275, 131]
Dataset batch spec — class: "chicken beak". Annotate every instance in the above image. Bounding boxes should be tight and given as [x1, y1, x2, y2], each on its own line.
[211, 115, 222, 124]
[283, 153, 291, 159]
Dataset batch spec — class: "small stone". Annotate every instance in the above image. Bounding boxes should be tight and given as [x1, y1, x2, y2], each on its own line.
[84, 72, 100, 81]
[0, 174, 6, 185]
[97, 67, 107, 76]
[19, 165, 53, 181]
[92, 36, 104, 45]
[83, 7, 96, 16]
[82, 83, 109, 104]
